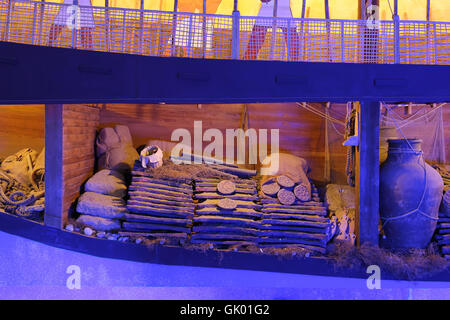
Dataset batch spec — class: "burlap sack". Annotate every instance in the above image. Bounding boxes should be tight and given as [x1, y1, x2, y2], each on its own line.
[1, 148, 38, 187]
[96, 125, 139, 174]
[260, 153, 311, 193]
[31, 148, 45, 188]
[84, 169, 127, 198]
[76, 192, 127, 219]
[77, 215, 121, 232]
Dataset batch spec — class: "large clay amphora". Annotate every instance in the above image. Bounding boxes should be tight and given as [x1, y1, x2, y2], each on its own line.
[380, 139, 443, 249]
[379, 126, 398, 164]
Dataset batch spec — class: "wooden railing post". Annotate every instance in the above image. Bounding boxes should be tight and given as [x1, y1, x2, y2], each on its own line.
[105, 0, 110, 51]
[231, 0, 240, 59]
[71, 0, 79, 49]
[170, 0, 178, 57]
[393, 0, 400, 63]
[202, 0, 207, 58]
[3, 0, 13, 42]
[139, 0, 144, 54]
[31, 2, 38, 45]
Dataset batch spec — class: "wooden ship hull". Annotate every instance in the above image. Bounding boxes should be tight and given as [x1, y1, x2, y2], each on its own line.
[0, 0, 450, 283]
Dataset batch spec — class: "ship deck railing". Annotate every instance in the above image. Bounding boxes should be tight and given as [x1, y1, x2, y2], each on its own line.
[0, 0, 449, 65]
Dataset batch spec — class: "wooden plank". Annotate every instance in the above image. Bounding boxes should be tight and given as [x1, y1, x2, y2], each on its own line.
[262, 219, 329, 228]
[118, 231, 188, 239]
[437, 228, 450, 235]
[196, 199, 261, 210]
[130, 183, 193, 198]
[44, 104, 64, 229]
[194, 193, 258, 201]
[128, 185, 192, 200]
[189, 239, 255, 246]
[122, 222, 191, 233]
[438, 223, 450, 229]
[191, 233, 258, 241]
[259, 224, 328, 234]
[195, 186, 256, 194]
[261, 208, 327, 216]
[195, 181, 255, 188]
[194, 216, 260, 228]
[356, 100, 380, 246]
[262, 204, 326, 211]
[124, 213, 192, 226]
[126, 202, 194, 217]
[130, 174, 191, 188]
[262, 213, 329, 223]
[195, 207, 262, 219]
[258, 230, 326, 241]
[192, 225, 260, 236]
[194, 178, 256, 186]
[128, 189, 192, 203]
[128, 195, 195, 208]
[259, 198, 323, 206]
[131, 178, 193, 194]
[128, 197, 195, 212]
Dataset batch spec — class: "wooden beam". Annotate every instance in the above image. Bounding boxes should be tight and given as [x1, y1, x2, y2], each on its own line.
[44, 104, 64, 229]
[355, 100, 380, 246]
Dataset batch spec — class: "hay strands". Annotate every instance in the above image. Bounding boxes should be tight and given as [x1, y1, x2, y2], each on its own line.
[207, 164, 257, 178]
[257, 243, 326, 254]
[130, 172, 191, 187]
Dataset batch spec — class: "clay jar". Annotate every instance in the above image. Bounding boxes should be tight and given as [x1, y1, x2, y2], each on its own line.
[380, 139, 443, 249]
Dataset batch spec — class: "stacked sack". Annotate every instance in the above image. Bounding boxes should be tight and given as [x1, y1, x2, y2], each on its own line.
[74, 125, 138, 235]
[75, 169, 128, 233]
[96, 125, 139, 174]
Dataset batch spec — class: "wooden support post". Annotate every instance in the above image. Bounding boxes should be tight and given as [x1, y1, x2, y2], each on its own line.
[44, 104, 64, 229]
[355, 101, 380, 246]
[44, 105, 100, 229]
